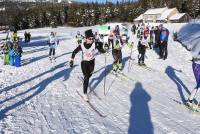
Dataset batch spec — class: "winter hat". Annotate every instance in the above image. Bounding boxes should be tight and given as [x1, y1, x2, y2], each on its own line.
[85, 29, 94, 38]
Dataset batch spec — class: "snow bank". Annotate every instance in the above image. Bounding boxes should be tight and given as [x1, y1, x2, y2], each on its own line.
[177, 23, 200, 58]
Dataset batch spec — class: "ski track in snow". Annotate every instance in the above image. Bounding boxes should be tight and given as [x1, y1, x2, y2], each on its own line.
[0, 24, 200, 134]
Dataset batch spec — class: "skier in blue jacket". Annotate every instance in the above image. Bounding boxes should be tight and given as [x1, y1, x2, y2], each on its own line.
[159, 24, 169, 60]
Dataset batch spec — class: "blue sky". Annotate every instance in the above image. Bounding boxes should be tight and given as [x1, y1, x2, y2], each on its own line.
[78, 0, 122, 3]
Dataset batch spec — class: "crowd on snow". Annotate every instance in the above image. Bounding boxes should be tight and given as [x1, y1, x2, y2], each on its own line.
[74, 23, 170, 67]
[68, 23, 170, 101]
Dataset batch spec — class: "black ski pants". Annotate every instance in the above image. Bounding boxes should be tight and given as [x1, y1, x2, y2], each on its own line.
[160, 41, 168, 59]
[81, 60, 95, 94]
[49, 48, 55, 56]
[108, 39, 113, 49]
[138, 53, 145, 63]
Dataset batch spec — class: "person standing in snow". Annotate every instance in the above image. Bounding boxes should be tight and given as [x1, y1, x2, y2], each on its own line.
[2, 41, 10, 65]
[114, 25, 120, 36]
[12, 30, 18, 42]
[14, 38, 23, 67]
[27, 32, 31, 42]
[148, 30, 154, 49]
[144, 26, 149, 39]
[186, 58, 200, 107]
[108, 31, 115, 50]
[154, 26, 161, 49]
[159, 24, 169, 60]
[69, 29, 106, 101]
[24, 31, 28, 43]
[138, 36, 148, 66]
[131, 24, 136, 35]
[48, 32, 59, 62]
[76, 31, 84, 46]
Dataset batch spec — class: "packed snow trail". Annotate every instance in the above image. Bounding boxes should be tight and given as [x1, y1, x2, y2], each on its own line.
[0, 24, 200, 134]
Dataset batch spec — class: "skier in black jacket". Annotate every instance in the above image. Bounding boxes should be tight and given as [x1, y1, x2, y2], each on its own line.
[69, 29, 106, 101]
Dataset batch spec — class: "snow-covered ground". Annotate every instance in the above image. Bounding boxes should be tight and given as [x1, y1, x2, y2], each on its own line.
[0, 23, 199, 134]
[177, 23, 200, 58]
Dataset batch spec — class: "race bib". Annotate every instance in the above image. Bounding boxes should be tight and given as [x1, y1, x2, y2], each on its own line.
[83, 49, 96, 61]
[81, 43, 96, 61]
[50, 37, 55, 44]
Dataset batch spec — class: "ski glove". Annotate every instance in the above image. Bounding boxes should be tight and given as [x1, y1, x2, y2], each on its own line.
[70, 60, 74, 67]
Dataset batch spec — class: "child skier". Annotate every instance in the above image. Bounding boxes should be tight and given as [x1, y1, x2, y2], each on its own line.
[138, 36, 148, 65]
[2, 42, 10, 65]
[69, 29, 106, 101]
[48, 32, 59, 62]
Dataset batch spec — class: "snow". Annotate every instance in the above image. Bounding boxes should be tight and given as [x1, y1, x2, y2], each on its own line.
[158, 8, 177, 20]
[0, 23, 200, 133]
[134, 14, 143, 21]
[177, 23, 200, 58]
[144, 7, 168, 15]
[170, 13, 186, 20]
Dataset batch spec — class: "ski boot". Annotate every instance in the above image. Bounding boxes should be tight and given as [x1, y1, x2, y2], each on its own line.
[111, 69, 117, 75]
[186, 99, 193, 107]
[83, 94, 89, 102]
[141, 62, 146, 66]
[117, 69, 123, 74]
[138, 61, 142, 66]
[49, 56, 52, 62]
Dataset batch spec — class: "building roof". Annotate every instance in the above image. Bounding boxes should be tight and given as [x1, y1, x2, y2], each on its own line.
[144, 7, 168, 15]
[134, 14, 143, 21]
[157, 8, 177, 20]
[169, 13, 186, 20]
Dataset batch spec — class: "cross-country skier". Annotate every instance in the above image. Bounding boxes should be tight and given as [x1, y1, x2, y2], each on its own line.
[111, 34, 123, 74]
[48, 32, 59, 62]
[186, 58, 200, 107]
[159, 24, 169, 60]
[69, 29, 106, 101]
[76, 31, 84, 46]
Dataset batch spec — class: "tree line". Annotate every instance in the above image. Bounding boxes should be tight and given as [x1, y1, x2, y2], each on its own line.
[0, 0, 199, 30]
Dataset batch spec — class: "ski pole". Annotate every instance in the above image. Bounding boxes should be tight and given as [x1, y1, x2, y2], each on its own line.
[103, 53, 107, 96]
